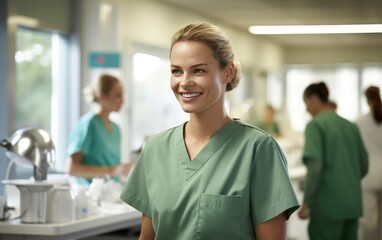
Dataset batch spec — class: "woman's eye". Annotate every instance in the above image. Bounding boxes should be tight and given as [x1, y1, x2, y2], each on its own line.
[194, 69, 205, 74]
[171, 69, 182, 75]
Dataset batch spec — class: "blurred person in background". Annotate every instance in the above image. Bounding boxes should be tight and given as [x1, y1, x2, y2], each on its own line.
[298, 82, 368, 240]
[257, 104, 282, 138]
[356, 86, 382, 240]
[66, 74, 133, 184]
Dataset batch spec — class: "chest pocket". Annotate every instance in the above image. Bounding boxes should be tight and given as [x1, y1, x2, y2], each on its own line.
[196, 193, 242, 240]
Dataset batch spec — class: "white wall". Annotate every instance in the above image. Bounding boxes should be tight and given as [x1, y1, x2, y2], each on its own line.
[80, 0, 286, 116]
[285, 46, 382, 65]
[78, 0, 288, 159]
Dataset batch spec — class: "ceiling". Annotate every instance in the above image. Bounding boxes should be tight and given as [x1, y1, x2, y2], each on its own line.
[157, 0, 382, 48]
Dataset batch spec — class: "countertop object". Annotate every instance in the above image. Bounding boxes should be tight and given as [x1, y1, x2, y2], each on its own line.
[1, 127, 55, 181]
[2, 179, 55, 224]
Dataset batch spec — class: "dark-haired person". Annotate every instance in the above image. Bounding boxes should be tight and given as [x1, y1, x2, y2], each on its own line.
[120, 22, 299, 240]
[298, 82, 368, 240]
[357, 86, 382, 240]
[67, 74, 133, 184]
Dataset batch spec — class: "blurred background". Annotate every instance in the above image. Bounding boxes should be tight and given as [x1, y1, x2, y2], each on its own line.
[1, 0, 382, 238]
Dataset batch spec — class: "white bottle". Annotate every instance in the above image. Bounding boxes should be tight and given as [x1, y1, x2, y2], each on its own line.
[74, 185, 91, 220]
[88, 178, 105, 213]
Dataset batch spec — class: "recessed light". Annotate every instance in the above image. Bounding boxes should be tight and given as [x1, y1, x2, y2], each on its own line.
[248, 24, 382, 35]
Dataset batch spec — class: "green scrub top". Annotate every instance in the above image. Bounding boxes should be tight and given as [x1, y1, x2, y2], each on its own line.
[67, 112, 121, 183]
[121, 120, 299, 239]
[303, 111, 368, 220]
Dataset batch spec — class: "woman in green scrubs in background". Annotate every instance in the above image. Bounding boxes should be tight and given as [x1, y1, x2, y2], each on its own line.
[298, 82, 368, 240]
[121, 22, 300, 240]
[67, 74, 133, 184]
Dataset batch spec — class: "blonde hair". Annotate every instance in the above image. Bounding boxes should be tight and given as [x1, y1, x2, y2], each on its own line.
[171, 22, 241, 91]
[83, 74, 120, 103]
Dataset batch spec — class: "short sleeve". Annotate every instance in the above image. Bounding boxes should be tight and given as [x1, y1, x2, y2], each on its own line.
[120, 148, 151, 217]
[67, 119, 93, 156]
[303, 121, 322, 162]
[251, 136, 300, 225]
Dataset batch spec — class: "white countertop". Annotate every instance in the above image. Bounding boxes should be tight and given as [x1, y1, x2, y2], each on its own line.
[0, 203, 141, 240]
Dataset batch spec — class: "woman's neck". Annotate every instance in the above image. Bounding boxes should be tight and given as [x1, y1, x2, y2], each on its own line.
[96, 109, 113, 131]
[186, 109, 231, 141]
[97, 109, 110, 121]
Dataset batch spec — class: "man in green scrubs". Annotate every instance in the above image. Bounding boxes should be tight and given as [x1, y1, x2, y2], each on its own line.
[299, 82, 368, 240]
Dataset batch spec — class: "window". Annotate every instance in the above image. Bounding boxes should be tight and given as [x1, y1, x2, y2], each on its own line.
[130, 44, 188, 151]
[14, 27, 52, 131]
[10, 27, 70, 177]
[285, 64, 382, 133]
[226, 68, 253, 116]
[266, 72, 283, 110]
[285, 67, 313, 132]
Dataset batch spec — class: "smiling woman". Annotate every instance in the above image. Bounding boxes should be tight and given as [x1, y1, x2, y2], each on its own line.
[120, 22, 300, 240]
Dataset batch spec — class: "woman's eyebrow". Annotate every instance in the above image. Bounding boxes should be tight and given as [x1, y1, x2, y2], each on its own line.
[190, 63, 208, 68]
[170, 63, 208, 68]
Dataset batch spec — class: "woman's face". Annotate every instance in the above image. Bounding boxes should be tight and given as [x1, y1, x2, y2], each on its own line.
[102, 82, 124, 112]
[170, 41, 232, 114]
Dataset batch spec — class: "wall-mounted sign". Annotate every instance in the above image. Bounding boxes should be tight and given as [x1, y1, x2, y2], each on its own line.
[89, 52, 120, 68]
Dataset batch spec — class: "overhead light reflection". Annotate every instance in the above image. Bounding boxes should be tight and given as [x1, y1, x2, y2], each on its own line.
[248, 24, 382, 35]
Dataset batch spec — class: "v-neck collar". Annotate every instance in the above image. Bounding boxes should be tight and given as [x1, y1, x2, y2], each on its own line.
[175, 120, 241, 181]
[95, 114, 113, 134]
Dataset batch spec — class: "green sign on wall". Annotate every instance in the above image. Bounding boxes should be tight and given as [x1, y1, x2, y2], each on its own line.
[89, 52, 120, 68]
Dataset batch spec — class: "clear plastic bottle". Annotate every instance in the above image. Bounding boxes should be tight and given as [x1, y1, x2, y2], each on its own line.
[88, 178, 105, 213]
[74, 185, 91, 220]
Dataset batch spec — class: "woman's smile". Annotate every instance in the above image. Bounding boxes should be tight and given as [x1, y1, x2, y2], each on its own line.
[180, 92, 202, 102]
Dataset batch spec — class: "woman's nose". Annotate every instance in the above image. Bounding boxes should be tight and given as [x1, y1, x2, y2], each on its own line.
[180, 73, 194, 86]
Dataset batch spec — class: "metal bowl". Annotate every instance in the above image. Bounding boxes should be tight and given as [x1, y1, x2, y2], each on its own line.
[1, 128, 55, 181]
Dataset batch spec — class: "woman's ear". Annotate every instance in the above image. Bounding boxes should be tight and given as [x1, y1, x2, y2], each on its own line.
[223, 62, 235, 84]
